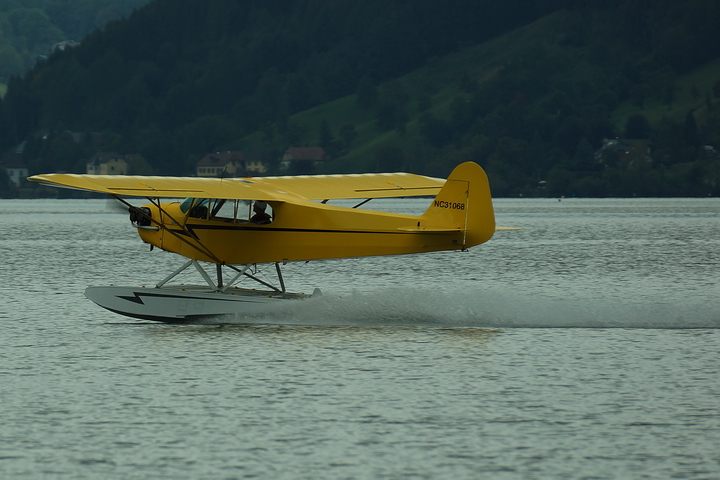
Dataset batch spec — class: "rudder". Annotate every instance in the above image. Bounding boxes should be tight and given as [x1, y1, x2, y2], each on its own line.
[421, 162, 495, 248]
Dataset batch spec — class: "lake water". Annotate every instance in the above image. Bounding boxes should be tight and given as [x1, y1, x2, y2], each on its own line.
[1, 198, 719, 479]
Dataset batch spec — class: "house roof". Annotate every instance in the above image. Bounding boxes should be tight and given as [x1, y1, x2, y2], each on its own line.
[198, 151, 245, 167]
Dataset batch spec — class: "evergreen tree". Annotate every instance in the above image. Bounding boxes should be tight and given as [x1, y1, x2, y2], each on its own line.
[624, 114, 650, 139]
[683, 110, 700, 148]
[339, 124, 357, 149]
[355, 75, 378, 109]
[318, 119, 334, 148]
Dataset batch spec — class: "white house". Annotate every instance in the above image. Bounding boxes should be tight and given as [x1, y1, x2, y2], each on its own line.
[2, 153, 28, 187]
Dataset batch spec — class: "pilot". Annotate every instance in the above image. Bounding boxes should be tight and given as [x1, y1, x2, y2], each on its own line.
[250, 201, 272, 224]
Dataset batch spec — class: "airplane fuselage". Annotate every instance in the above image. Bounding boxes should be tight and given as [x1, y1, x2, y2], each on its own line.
[137, 198, 475, 265]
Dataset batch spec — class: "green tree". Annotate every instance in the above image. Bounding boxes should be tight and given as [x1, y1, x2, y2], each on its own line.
[177, 115, 239, 158]
[375, 101, 404, 131]
[6, 8, 63, 54]
[0, 166, 10, 197]
[318, 119, 335, 148]
[339, 123, 357, 149]
[0, 44, 24, 79]
[683, 110, 700, 148]
[289, 159, 314, 175]
[126, 154, 154, 175]
[419, 113, 452, 149]
[546, 166, 574, 197]
[355, 75, 377, 109]
[623, 114, 650, 139]
[572, 137, 596, 170]
[27, 131, 83, 173]
[0, 96, 15, 150]
[374, 145, 405, 172]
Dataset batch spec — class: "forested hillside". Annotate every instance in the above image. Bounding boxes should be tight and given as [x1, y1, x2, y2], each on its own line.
[0, 0, 150, 80]
[2, 0, 720, 197]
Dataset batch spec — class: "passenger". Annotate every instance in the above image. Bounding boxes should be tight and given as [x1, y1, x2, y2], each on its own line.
[250, 201, 272, 224]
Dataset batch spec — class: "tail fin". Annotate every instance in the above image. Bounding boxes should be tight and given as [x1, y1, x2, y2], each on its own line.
[420, 162, 495, 248]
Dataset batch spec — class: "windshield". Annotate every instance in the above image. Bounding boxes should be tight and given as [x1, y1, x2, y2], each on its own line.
[180, 197, 196, 213]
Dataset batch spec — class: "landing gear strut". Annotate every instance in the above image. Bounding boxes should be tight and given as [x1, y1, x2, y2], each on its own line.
[155, 260, 287, 293]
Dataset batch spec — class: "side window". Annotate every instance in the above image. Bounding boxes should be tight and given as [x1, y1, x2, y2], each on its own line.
[236, 200, 252, 222]
[209, 199, 236, 220]
[207, 199, 255, 223]
[182, 198, 272, 223]
[188, 199, 209, 219]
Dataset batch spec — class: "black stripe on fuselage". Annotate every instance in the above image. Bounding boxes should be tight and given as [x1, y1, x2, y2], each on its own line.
[172, 224, 453, 236]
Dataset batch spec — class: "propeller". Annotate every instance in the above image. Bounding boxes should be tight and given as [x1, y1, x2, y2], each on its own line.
[105, 197, 152, 226]
[105, 197, 132, 214]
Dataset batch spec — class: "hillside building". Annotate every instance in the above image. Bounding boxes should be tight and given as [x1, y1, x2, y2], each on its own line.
[1, 153, 28, 187]
[86, 152, 128, 175]
[196, 151, 245, 177]
[280, 147, 326, 172]
[196, 151, 270, 177]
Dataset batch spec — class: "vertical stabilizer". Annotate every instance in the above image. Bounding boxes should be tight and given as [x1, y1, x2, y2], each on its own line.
[420, 162, 495, 248]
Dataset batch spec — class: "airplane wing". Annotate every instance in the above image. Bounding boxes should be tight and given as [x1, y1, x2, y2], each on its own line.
[251, 173, 444, 200]
[28, 172, 445, 201]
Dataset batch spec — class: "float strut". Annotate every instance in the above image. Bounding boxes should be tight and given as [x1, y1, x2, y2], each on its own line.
[275, 262, 286, 293]
[216, 264, 224, 289]
[156, 259, 194, 287]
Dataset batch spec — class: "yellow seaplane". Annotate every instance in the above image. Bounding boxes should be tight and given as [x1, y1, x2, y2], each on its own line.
[29, 161, 496, 322]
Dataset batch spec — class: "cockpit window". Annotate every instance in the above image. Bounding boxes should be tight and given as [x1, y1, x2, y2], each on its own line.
[181, 198, 271, 223]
